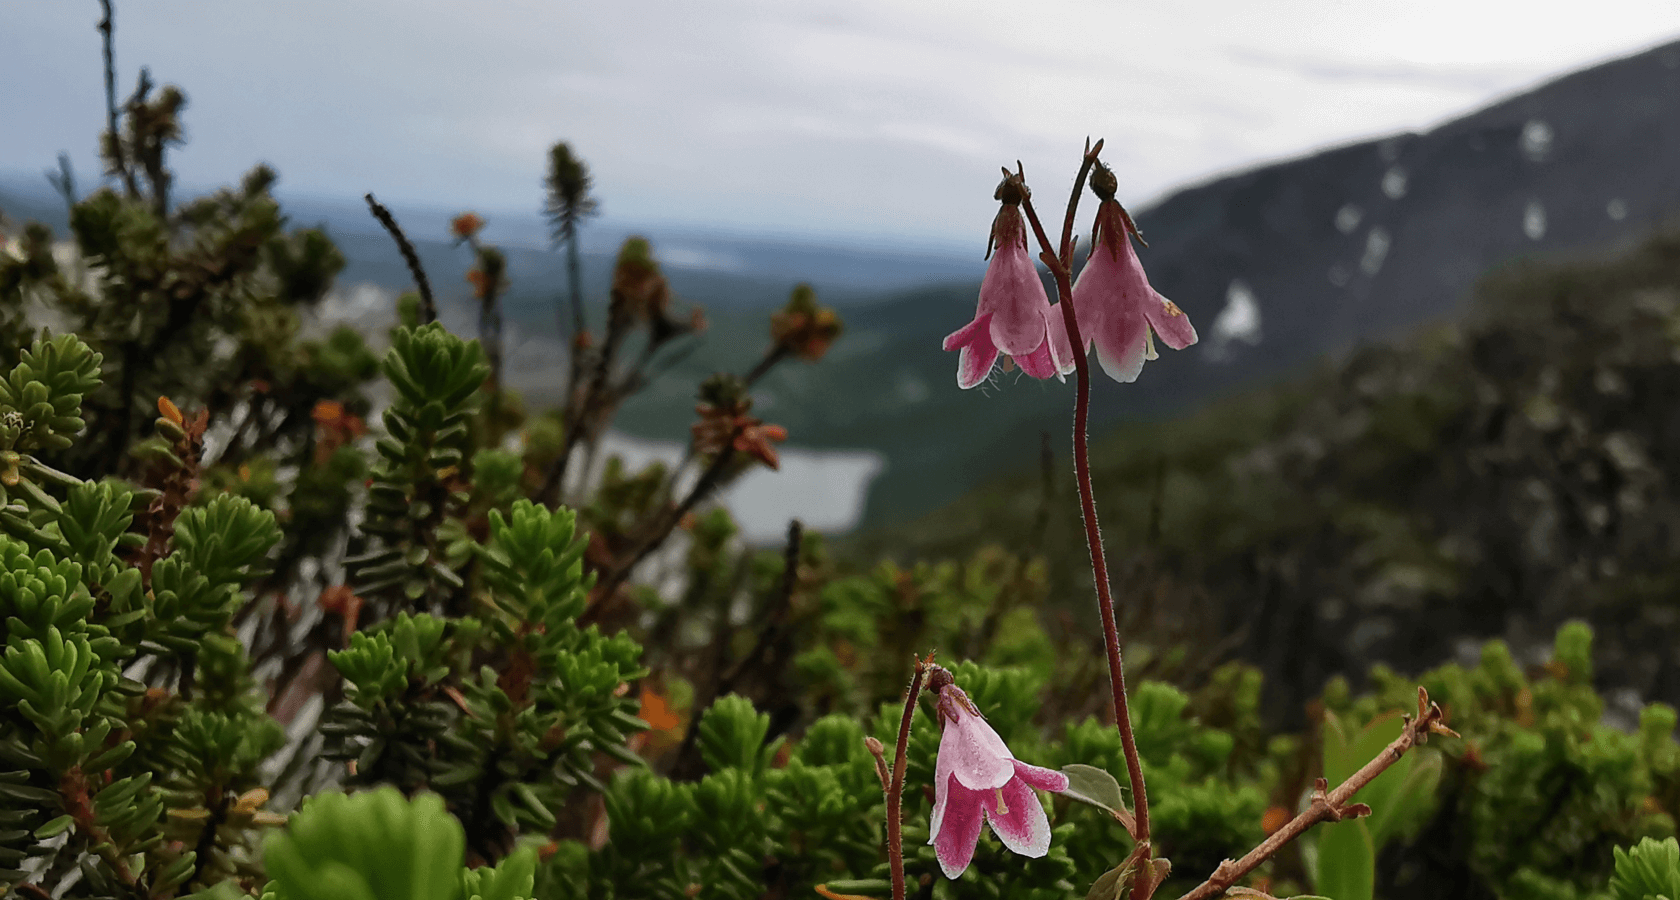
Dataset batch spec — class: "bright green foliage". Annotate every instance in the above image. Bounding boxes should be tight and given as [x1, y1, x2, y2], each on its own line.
[566, 659, 1249, 900]
[1314, 821, 1375, 900]
[330, 613, 458, 707]
[148, 495, 281, 651]
[1326, 622, 1674, 899]
[350, 323, 488, 607]
[766, 715, 885, 885]
[327, 498, 646, 859]
[58, 480, 147, 613]
[264, 788, 523, 900]
[461, 847, 538, 900]
[791, 549, 1060, 717]
[0, 338, 289, 897]
[556, 703, 883, 900]
[0, 333, 103, 453]
[0, 335, 104, 547]
[322, 612, 479, 794]
[1610, 837, 1680, 900]
[698, 694, 782, 777]
[478, 499, 591, 628]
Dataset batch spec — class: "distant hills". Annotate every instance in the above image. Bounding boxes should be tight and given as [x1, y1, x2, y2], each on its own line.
[5, 38, 1680, 531]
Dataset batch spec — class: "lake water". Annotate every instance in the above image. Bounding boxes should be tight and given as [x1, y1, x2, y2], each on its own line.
[583, 431, 885, 543]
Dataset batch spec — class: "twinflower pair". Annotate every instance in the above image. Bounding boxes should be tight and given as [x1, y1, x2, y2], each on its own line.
[943, 163, 1197, 388]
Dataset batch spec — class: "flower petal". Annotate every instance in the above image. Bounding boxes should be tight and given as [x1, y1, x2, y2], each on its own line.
[1091, 304, 1148, 384]
[1044, 305, 1077, 377]
[1073, 199, 1191, 382]
[943, 313, 999, 390]
[930, 726, 955, 838]
[939, 698, 1016, 791]
[1013, 338, 1058, 380]
[984, 776, 1053, 859]
[1143, 292, 1198, 350]
[942, 312, 990, 353]
[932, 775, 987, 879]
[1010, 759, 1070, 793]
[979, 224, 1053, 356]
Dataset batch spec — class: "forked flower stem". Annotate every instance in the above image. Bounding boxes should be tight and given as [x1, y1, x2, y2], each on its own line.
[1010, 144, 1153, 891]
[888, 659, 928, 900]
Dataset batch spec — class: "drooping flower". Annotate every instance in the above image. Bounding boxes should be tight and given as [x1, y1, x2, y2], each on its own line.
[927, 670, 1068, 878]
[1070, 164, 1197, 383]
[943, 179, 1074, 389]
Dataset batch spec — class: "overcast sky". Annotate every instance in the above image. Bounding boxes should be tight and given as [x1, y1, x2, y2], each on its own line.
[3, 1, 1677, 251]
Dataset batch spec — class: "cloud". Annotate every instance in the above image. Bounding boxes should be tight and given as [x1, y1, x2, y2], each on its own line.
[1, 0, 1676, 247]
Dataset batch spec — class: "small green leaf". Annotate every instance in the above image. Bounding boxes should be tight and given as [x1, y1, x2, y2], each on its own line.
[1062, 764, 1127, 815]
[1314, 819, 1375, 900]
[34, 814, 73, 839]
[1086, 859, 1132, 900]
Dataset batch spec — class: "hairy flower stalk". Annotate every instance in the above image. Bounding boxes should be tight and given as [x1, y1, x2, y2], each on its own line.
[925, 665, 1068, 879]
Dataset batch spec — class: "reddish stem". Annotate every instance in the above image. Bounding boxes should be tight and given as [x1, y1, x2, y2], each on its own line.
[1012, 149, 1153, 882]
[888, 659, 928, 900]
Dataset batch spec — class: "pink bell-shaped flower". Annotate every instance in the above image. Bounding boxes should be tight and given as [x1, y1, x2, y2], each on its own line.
[1070, 164, 1196, 383]
[943, 180, 1074, 389]
[927, 674, 1068, 878]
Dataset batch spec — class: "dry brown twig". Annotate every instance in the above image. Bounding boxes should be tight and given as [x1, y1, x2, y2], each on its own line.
[1172, 687, 1458, 900]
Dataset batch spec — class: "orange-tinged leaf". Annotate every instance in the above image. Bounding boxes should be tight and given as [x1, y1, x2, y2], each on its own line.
[638, 687, 680, 731]
[814, 886, 877, 900]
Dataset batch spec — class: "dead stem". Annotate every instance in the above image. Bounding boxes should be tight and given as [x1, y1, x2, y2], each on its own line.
[363, 193, 436, 324]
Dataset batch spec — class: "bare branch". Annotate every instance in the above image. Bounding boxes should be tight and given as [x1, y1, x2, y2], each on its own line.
[1173, 688, 1458, 900]
[364, 193, 436, 324]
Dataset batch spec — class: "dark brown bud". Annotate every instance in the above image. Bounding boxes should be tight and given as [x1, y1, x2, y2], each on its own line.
[1090, 162, 1118, 202]
[994, 176, 1026, 206]
[925, 663, 955, 695]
